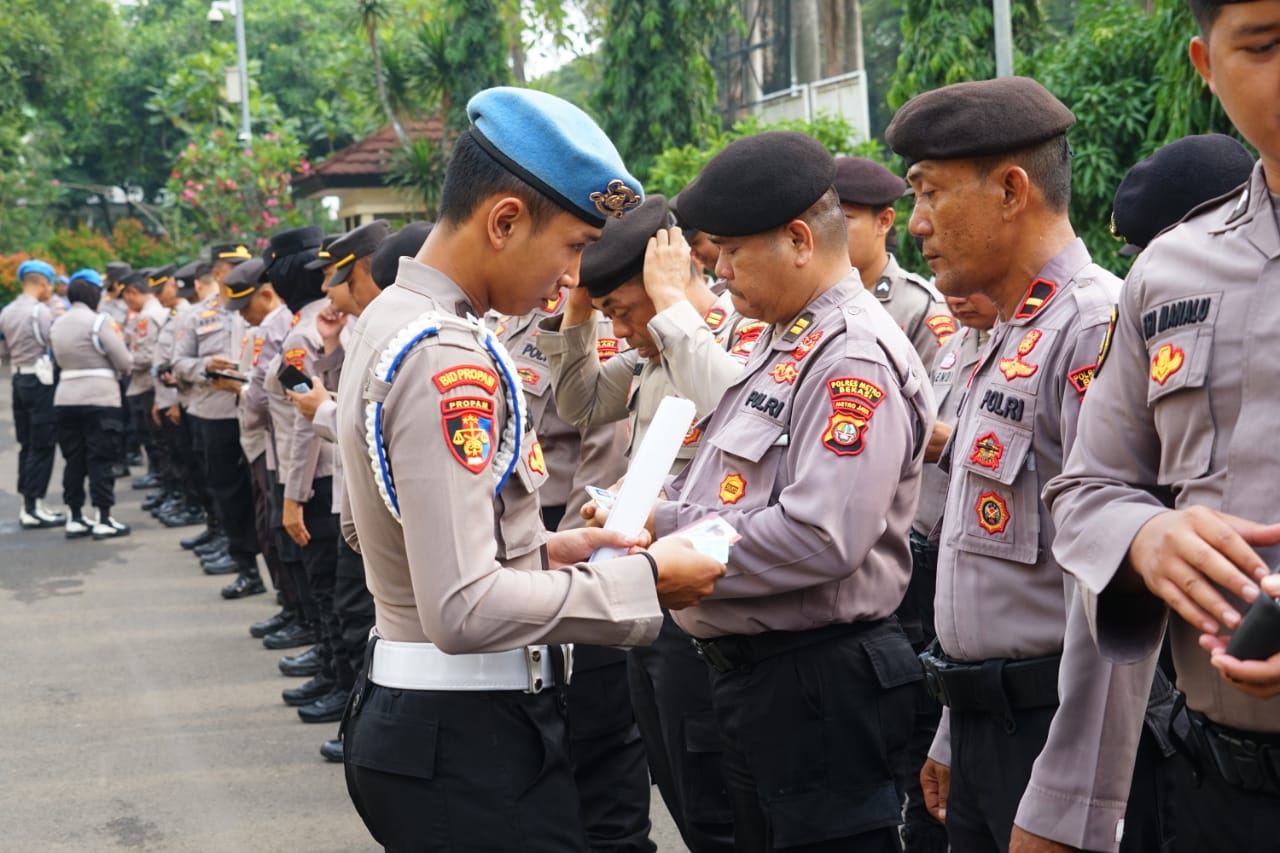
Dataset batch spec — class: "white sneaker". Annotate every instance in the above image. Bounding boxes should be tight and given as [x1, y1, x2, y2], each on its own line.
[91, 513, 131, 540]
[35, 500, 65, 524]
[65, 517, 93, 539]
[19, 502, 63, 529]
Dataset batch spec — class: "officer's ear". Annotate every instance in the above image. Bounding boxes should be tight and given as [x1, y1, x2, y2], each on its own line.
[781, 219, 816, 268]
[997, 164, 1032, 222]
[486, 195, 526, 249]
[1189, 36, 1216, 95]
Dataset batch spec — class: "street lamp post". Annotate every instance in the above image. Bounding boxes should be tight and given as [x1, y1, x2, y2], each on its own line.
[210, 0, 252, 142]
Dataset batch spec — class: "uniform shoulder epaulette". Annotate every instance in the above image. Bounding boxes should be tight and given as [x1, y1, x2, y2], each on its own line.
[1070, 264, 1122, 327]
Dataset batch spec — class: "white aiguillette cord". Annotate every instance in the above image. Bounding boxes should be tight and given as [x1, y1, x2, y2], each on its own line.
[590, 396, 698, 561]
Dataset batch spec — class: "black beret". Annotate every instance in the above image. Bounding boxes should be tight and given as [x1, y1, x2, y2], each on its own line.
[1112, 133, 1254, 255]
[371, 221, 433, 290]
[581, 194, 670, 299]
[886, 76, 1075, 164]
[174, 260, 202, 284]
[120, 269, 148, 290]
[210, 242, 254, 264]
[264, 226, 323, 269]
[833, 157, 908, 207]
[104, 261, 131, 281]
[221, 257, 268, 311]
[303, 232, 348, 271]
[677, 132, 835, 237]
[325, 220, 392, 288]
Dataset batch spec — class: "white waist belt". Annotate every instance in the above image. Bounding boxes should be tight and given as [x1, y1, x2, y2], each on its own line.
[60, 368, 116, 380]
[15, 365, 40, 375]
[370, 638, 555, 693]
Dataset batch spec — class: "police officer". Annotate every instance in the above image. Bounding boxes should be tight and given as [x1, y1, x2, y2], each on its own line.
[1045, 3, 1280, 847]
[886, 77, 1155, 853]
[644, 131, 932, 853]
[148, 262, 202, 525]
[334, 86, 724, 852]
[49, 273, 132, 539]
[833, 156, 956, 365]
[540, 195, 743, 853]
[120, 266, 172, 490]
[0, 259, 64, 529]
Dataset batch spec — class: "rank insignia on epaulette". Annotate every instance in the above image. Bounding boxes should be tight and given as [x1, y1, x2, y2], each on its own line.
[596, 337, 620, 362]
[719, 474, 746, 505]
[290, 312, 301, 328]
[441, 397, 495, 473]
[1014, 279, 1057, 320]
[543, 291, 564, 314]
[976, 492, 1010, 535]
[704, 307, 727, 331]
[781, 313, 814, 343]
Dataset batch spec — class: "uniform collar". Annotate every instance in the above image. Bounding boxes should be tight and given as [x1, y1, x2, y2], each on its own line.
[871, 253, 901, 301]
[393, 257, 481, 319]
[1209, 161, 1280, 260]
[769, 272, 859, 351]
[1007, 238, 1090, 324]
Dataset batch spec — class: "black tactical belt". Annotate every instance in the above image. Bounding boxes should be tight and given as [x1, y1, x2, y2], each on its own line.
[919, 646, 1060, 715]
[1177, 705, 1280, 797]
[908, 531, 939, 572]
[693, 619, 889, 674]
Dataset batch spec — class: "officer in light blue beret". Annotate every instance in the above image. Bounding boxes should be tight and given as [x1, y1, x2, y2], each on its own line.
[335, 87, 725, 852]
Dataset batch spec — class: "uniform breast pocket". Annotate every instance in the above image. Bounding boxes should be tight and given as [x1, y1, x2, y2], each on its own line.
[515, 359, 551, 398]
[705, 415, 787, 508]
[1147, 328, 1214, 485]
[951, 419, 1039, 565]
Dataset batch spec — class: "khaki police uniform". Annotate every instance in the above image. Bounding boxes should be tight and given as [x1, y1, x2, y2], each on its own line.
[153, 300, 205, 515]
[124, 294, 169, 477]
[49, 302, 132, 515]
[653, 275, 933, 850]
[1045, 164, 1280, 849]
[928, 239, 1153, 852]
[0, 293, 58, 503]
[871, 254, 956, 369]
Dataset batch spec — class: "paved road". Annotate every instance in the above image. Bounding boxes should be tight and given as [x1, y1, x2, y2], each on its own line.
[0, 372, 688, 852]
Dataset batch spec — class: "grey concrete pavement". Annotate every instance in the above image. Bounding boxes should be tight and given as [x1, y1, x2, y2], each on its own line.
[0, 371, 688, 853]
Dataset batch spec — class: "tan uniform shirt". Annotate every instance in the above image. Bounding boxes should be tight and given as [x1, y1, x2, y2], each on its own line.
[242, 304, 295, 472]
[913, 327, 988, 537]
[871, 254, 956, 369]
[540, 290, 750, 472]
[653, 275, 934, 638]
[50, 303, 131, 408]
[931, 239, 1150, 851]
[171, 294, 243, 420]
[124, 296, 168, 396]
[1045, 163, 1280, 735]
[492, 292, 626, 523]
[235, 322, 269, 463]
[0, 294, 53, 368]
[277, 300, 334, 503]
[335, 258, 661, 651]
[152, 301, 191, 410]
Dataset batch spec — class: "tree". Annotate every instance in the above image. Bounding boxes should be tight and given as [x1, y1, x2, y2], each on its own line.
[593, 0, 736, 180]
[355, 0, 412, 150]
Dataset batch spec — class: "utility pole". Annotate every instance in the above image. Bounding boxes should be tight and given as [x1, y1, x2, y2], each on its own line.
[993, 0, 1013, 77]
[234, 0, 252, 141]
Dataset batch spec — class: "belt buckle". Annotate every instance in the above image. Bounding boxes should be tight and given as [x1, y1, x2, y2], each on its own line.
[524, 646, 545, 694]
[919, 653, 951, 706]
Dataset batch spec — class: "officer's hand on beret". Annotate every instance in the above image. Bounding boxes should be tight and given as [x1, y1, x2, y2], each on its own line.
[643, 227, 695, 312]
[1126, 506, 1280, 635]
[1008, 825, 1074, 853]
[545, 527, 652, 569]
[563, 282, 594, 327]
[648, 537, 725, 610]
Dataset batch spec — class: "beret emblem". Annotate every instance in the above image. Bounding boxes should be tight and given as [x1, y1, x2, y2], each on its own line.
[590, 180, 641, 219]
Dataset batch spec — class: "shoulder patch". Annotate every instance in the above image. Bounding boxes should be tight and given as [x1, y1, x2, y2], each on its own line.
[1067, 364, 1096, 396]
[441, 397, 495, 473]
[432, 364, 499, 395]
[284, 347, 307, 371]
[596, 337, 620, 362]
[781, 312, 814, 343]
[924, 314, 956, 345]
[821, 377, 885, 457]
[1150, 343, 1185, 385]
[1095, 306, 1118, 378]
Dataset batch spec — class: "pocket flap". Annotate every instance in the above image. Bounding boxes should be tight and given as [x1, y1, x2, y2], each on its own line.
[708, 415, 787, 463]
[861, 632, 924, 689]
[348, 711, 438, 780]
[955, 420, 1032, 486]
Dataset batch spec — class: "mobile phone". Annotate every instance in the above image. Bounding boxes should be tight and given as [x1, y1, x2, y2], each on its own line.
[585, 485, 618, 511]
[277, 362, 313, 393]
[205, 369, 247, 383]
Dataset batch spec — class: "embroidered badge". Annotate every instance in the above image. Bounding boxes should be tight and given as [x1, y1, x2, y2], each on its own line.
[492, 318, 507, 338]
[432, 365, 499, 395]
[252, 337, 264, 367]
[731, 321, 767, 357]
[199, 309, 218, 319]
[518, 366, 540, 386]
[938, 350, 958, 371]
[1095, 306, 1117, 378]
[790, 330, 824, 361]
[976, 492, 1010, 535]
[873, 279, 892, 300]
[781, 313, 814, 343]
[137, 318, 149, 338]
[1068, 364, 1096, 395]
[704, 307, 727, 331]
[822, 377, 885, 457]
[998, 329, 1042, 381]
[770, 362, 799, 385]
[590, 179, 641, 219]
[683, 418, 702, 446]
[290, 312, 300, 328]
[925, 314, 957, 345]
[1150, 343, 1185, 385]
[1142, 297, 1211, 341]
[970, 432, 1004, 470]
[527, 441, 546, 475]
[544, 290, 565, 314]
[1014, 279, 1057, 320]
[596, 337, 620, 362]
[441, 397, 495, 473]
[284, 347, 306, 371]
[719, 474, 746, 505]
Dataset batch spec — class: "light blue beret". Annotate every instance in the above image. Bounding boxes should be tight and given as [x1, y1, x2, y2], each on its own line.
[17, 260, 57, 284]
[466, 87, 643, 228]
[69, 268, 104, 288]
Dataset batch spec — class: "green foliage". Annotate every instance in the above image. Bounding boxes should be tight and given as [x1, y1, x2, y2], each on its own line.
[387, 137, 450, 216]
[441, 0, 513, 128]
[38, 226, 116, 274]
[593, 0, 736, 179]
[1146, 0, 1235, 145]
[531, 53, 601, 112]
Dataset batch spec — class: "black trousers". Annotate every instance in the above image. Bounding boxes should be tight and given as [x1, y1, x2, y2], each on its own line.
[56, 405, 124, 512]
[270, 479, 315, 624]
[708, 621, 917, 852]
[190, 415, 257, 564]
[298, 478, 340, 680]
[12, 374, 57, 501]
[344, 658, 589, 852]
[125, 390, 158, 473]
[249, 453, 297, 607]
[628, 615, 734, 853]
[1171, 745, 1280, 852]
[334, 539, 375, 688]
[184, 413, 217, 520]
[891, 534, 947, 853]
